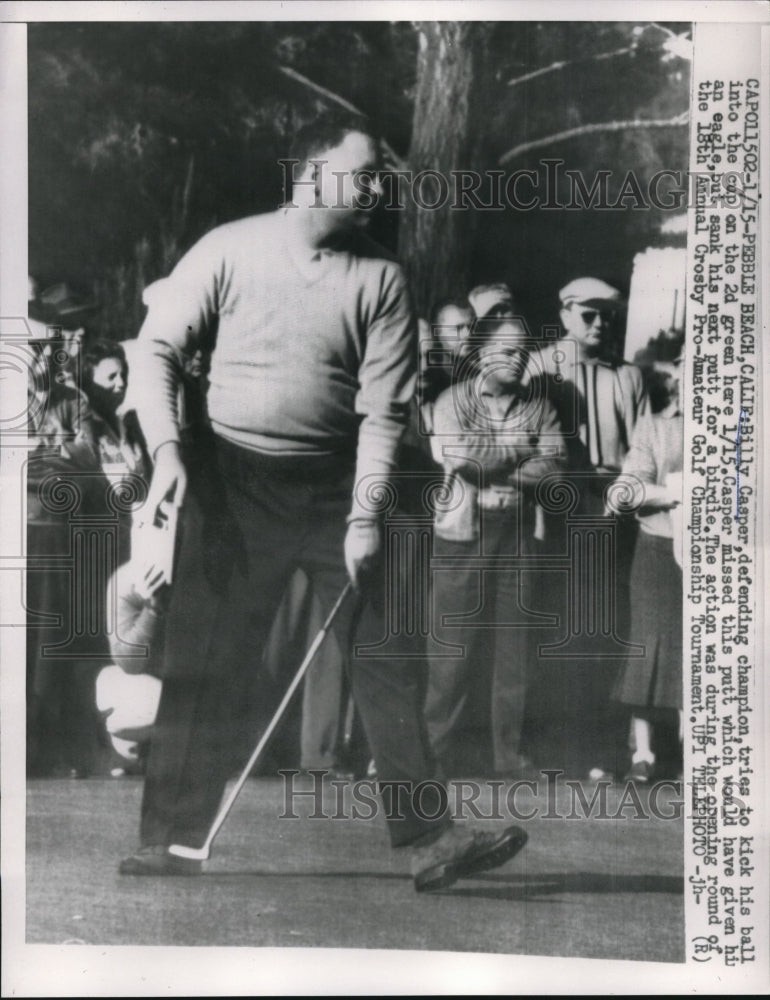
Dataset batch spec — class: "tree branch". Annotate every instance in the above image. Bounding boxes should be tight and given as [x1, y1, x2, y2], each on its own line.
[277, 64, 408, 171]
[277, 64, 361, 115]
[648, 22, 676, 38]
[506, 45, 633, 88]
[499, 113, 689, 164]
[505, 21, 693, 89]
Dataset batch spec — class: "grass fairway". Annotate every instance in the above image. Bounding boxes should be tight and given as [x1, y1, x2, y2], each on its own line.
[26, 775, 684, 960]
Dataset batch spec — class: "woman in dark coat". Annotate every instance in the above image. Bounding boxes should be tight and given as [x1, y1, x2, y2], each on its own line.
[613, 358, 684, 782]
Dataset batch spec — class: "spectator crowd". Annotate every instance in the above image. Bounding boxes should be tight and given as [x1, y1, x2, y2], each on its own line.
[26, 269, 684, 788]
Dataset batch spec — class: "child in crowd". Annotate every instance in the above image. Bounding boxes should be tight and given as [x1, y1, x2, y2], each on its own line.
[95, 518, 174, 774]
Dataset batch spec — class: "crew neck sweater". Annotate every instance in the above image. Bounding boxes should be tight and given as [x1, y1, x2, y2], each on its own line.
[132, 210, 417, 516]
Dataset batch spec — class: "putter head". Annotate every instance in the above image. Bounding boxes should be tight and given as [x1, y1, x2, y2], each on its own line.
[168, 843, 210, 862]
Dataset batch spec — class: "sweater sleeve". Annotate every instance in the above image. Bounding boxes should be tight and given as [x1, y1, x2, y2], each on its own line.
[621, 407, 658, 485]
[627, 364, 650, 429]
[430, 385, 559, 479]
[132, 229, 223, 457]
[351, 264, 417, 519]
[431, 387, 511, 476]
[515, 398, 568, 489]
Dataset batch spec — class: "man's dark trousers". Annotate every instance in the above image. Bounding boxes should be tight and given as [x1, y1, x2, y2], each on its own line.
[425, 510, 535, 776]
[140, 433, 446, 849]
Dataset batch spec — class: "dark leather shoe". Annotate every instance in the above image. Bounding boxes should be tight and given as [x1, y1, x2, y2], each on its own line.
[623, 760, 653, 784]
[119, 845, 202, 876]
[412, 823, 528, 893]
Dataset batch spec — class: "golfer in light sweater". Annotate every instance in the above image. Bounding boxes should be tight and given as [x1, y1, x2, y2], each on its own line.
[120, 111, 527, 890]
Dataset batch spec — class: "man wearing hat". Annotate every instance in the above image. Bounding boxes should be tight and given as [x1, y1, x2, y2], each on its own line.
[27, 280, 94, 401]
[531, 277, 648, 781]
[547, 277, 647, 484]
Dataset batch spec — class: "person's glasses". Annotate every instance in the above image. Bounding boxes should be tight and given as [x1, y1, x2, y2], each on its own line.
[578, 309, 613, 326]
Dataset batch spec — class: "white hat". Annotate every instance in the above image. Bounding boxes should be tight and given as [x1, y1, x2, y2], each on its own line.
[468, 282, 515, 318]
[559, 277, 623, 307]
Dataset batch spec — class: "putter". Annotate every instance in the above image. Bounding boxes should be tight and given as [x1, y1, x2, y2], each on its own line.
[168, 580, 353, 862]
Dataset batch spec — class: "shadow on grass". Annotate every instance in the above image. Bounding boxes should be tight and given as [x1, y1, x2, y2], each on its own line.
[445, 871, 683, 900]
[205, 869, 412, 880]
[198, 870, 683, 900]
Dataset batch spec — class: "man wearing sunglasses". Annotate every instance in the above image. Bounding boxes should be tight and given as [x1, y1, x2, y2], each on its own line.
[533, 277, 648, 784]
[552, 277, 647, 479]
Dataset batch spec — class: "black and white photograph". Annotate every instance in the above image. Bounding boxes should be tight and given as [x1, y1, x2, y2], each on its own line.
[1, 1, 768, 995]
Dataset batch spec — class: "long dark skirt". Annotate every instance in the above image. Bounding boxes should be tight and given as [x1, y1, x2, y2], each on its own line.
[614, 531, 682, 710]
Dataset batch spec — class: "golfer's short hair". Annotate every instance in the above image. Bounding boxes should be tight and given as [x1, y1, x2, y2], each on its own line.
[290, 110, 375, 173]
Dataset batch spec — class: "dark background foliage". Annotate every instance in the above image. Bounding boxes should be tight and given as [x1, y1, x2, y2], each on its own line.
[28, 20, 690, 340]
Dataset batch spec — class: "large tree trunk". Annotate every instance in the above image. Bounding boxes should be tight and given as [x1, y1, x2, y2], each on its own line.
[398, 22, 493, 318]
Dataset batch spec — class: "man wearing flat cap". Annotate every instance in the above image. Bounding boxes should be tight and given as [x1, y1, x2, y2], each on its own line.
[547, 276, 647, 481]
[531, 277, 648, 781]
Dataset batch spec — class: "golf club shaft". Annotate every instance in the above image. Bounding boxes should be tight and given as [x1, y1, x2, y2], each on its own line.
[169, 580, 353, 860]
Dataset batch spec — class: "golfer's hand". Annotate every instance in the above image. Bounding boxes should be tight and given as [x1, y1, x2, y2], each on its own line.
[145, 441, 187, 524]
[132, 562, 170, 606]
[344, 519, 381, 591]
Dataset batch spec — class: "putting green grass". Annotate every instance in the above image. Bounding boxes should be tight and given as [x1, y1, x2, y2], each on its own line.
[26, 776, 684, 960]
